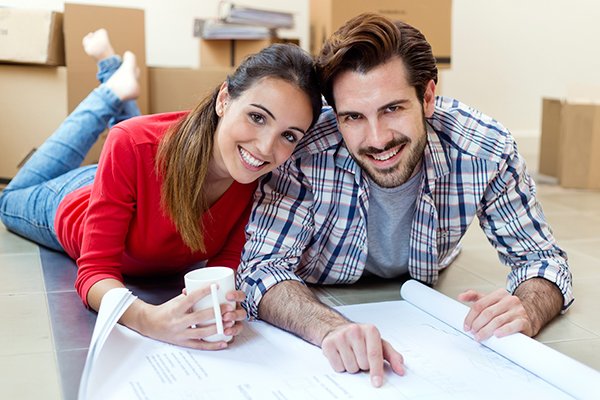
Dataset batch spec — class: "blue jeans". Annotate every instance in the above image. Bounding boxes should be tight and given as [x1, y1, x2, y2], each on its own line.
[0, 56, 140, 251]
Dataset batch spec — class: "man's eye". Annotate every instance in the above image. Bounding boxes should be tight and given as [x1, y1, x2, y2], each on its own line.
[345, 114, 361, 122]
[386, 105, 400, 113]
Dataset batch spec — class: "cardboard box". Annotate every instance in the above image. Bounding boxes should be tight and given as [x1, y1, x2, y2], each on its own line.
[539, 98, 562, 179]
[0, 65, 68, 178]
[309, 0, 452, 69]
[539, 98, 600, 190]
[63, 3, 148, 115]
[0, 8, 65, 66]
[149, 67, 232, 113]
[199, 38, 274, 68]
[0, 4, 147, 180]
[64, 3, 148, 167]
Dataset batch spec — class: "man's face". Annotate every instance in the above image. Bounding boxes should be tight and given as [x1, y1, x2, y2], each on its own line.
[332, 57, 435, 188]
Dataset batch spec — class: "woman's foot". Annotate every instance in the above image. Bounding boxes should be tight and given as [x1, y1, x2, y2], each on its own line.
[82, 29, 115, 62]
[105, 51, 140, 102]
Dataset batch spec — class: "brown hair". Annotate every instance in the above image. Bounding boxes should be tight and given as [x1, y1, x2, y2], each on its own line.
[156, 44, 322, 252]
[316, 13, 438, 110]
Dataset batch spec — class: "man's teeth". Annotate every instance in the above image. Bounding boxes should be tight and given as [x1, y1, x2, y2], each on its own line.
[372, 147, 400, 161]
[239, 147, 266, 167]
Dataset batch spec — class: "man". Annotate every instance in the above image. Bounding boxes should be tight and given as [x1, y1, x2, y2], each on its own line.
[237, 13, 573, 388]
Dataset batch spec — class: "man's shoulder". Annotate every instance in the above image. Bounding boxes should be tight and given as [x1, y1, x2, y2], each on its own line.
[292, 107, 343, 157]
[429, 97, 514, 162]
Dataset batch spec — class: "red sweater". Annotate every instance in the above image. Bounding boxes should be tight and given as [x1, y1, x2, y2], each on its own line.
[55, 112, 257, 306]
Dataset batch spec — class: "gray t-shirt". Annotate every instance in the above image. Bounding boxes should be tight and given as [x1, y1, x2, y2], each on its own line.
[364, 166, 423, 278]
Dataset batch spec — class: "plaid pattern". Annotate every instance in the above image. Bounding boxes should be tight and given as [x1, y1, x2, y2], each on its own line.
[238, 97, 573, 319]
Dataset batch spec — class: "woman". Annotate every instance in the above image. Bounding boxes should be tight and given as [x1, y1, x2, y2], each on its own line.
[0, 30, 322, 350]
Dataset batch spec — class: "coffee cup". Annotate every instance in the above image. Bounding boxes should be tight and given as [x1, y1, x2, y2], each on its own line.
[184, 267, 235, 342]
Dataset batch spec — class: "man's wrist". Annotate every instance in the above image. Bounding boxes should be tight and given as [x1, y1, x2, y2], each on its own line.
[318, 320, 352, 346]
[514, 277, 563, 335]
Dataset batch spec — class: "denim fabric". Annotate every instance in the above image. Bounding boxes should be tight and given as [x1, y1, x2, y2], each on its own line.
[97, 55, 141, 126]
[0, 57, 141, 250]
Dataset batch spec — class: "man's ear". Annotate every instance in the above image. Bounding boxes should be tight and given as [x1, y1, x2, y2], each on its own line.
[215, 81, 230, 116]
[423, 79, 436, 118]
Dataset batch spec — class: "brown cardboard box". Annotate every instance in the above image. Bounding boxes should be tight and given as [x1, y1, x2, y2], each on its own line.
[539, 98, 562, 179]
[0, 8, 65, 66]
[309, 0, 452, 69]
[63, 3, 148, 115]
[200, 38, 273, 68]
[539, 98, 600, 190]
[0, 4, 147, 179]
[149, 67, 232, 113]
[63, 3, 148, 166]
[0, 65, 68, 179]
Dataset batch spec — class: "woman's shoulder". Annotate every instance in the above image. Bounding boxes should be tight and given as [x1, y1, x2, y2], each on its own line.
[109, 111, 190, 146]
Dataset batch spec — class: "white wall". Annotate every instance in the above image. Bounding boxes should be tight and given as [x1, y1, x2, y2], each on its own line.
[441, 0, 600, 135]
[5, 0, 600, 135]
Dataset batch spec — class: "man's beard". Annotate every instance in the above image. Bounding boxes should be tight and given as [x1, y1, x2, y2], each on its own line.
[352, 118, 427, 188]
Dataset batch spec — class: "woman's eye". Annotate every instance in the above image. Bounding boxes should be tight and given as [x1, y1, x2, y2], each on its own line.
[282, 131, 298, 143]
[250, 113, 265, 124]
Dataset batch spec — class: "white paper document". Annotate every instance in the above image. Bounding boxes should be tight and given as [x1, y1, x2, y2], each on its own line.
[79, 281, 599, 400]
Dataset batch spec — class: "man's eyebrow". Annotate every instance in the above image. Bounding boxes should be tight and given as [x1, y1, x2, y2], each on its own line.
[250, 103, 306, 135]
[377, 99, 410, 112]
[336, 99, 411, 117]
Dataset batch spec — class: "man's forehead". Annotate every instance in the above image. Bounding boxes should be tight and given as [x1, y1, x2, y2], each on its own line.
[333, 69, 416, 113]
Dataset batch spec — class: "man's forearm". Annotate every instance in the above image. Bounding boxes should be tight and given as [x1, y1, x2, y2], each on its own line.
[514, 277, 563, 336]
[258, 280, 350, 346]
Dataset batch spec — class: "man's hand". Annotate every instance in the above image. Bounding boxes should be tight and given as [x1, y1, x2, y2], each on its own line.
[259, 280, 405, 387]
[458, 278, 563, 341]
[321, 323, 405, 387]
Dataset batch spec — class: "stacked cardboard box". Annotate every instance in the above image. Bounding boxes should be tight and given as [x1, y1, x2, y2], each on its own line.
[539, 98, 600, 190]
[0, 4, 148, 180]
[0, 8, 65, 66]
[148, 67, 232, 114]
[309, 0, 453, 69]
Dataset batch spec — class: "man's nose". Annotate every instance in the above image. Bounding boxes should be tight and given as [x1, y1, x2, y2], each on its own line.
[366, 119, 394, 149]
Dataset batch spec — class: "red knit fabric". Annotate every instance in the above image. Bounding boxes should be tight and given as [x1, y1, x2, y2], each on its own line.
[54, 112, 256, 306]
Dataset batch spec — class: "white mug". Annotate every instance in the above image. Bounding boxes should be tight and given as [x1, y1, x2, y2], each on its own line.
[184, 267, 235, 342]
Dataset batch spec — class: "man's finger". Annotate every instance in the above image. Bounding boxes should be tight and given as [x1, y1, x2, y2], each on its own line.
[457, 289, 483, 303]
[382, 340, 405, 376]
[494, 318, 526, 338]
[322, 341, 346, 372]
[364, 330, 384, 387]
[462, 289, 506, 331]
[338, 343, 360, 373]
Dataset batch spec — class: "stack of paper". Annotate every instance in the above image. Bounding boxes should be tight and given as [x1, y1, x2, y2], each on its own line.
[78, 288, 137, 400]
[194, 18, 271, 40]
[219, 1, 294, 29]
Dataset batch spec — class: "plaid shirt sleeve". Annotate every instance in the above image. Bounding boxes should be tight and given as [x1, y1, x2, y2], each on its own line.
[236, 158, 315, 319]
[478, 135, 573, 311]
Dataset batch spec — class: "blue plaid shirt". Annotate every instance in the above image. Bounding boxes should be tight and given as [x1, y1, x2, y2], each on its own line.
[238, 97, 573, 319]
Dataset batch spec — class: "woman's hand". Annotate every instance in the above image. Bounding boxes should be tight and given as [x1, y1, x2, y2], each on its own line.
[125, 286, 247, 350]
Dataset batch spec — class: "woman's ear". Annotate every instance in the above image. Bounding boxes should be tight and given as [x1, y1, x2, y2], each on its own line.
[216, 81, 230, 117]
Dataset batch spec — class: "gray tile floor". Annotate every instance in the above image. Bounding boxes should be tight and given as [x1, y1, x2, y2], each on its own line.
[1, 135, 599, 399]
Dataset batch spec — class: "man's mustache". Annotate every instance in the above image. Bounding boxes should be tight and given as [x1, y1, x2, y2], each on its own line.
[358, 136, 411, 156]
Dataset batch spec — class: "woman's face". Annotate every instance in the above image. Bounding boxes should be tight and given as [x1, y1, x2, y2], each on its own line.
[211, 77, 314, 184]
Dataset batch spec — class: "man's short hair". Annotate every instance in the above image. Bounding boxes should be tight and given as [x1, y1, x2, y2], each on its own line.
[316, 13, 438, 110]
